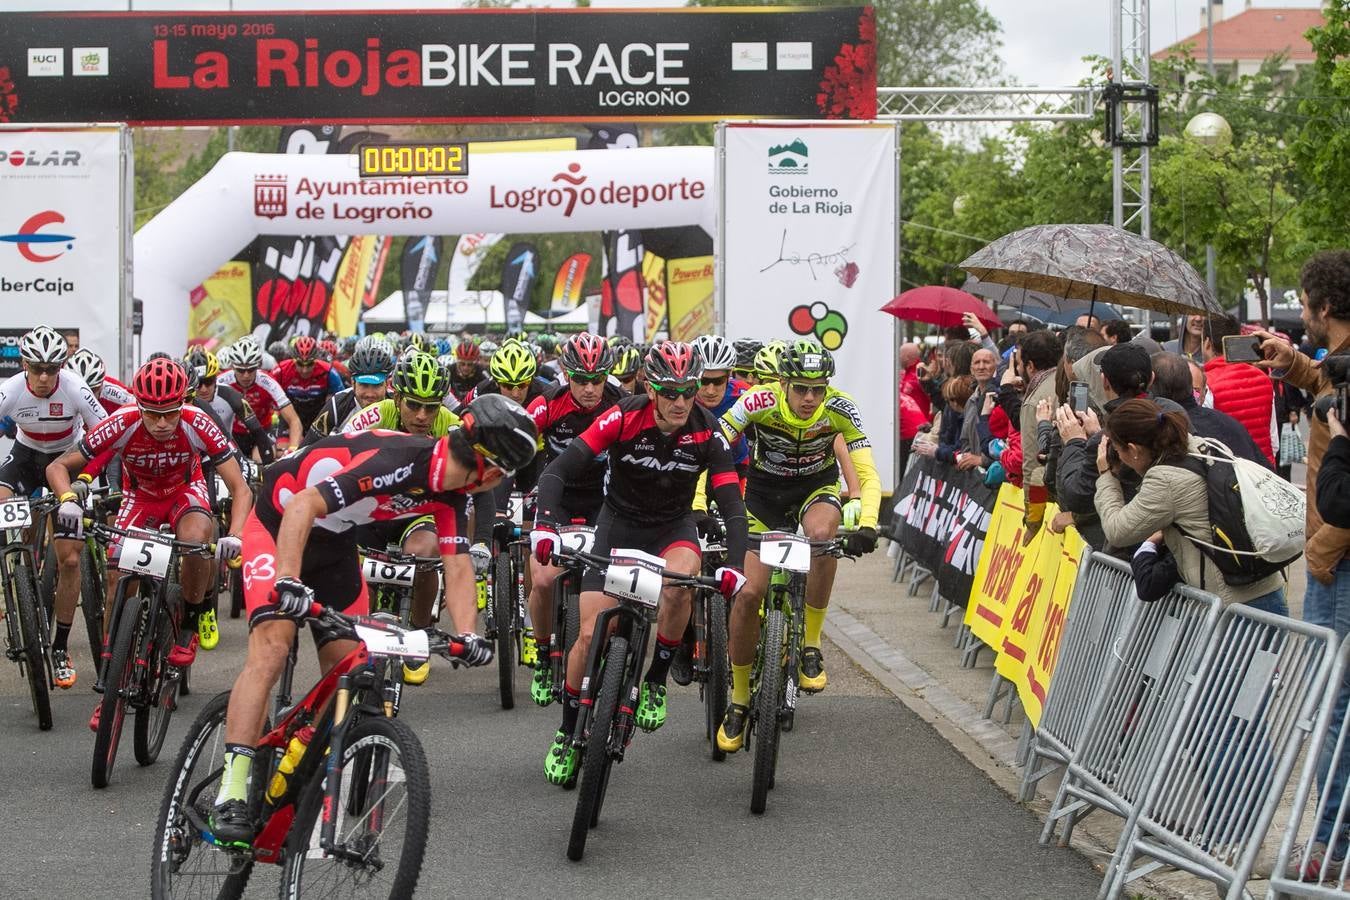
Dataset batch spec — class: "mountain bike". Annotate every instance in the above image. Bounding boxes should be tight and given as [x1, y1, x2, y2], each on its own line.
[544, 525, 594, 706]
[695, 529, 730, 762]
[485, 493, 530, 709]
[552, 545, 720, 861]
[150, 606, 470, 899]
[88, 521, 215, 788]
[0, 493, 59, 730]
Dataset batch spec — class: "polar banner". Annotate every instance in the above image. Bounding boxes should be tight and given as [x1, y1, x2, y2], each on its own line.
[717, 122, 898, 490]
[0, 125, 131, 377]
[0, 8, 876, 124]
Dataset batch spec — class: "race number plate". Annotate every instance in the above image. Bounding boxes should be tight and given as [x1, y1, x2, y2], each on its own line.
[758, 531, 811, 574]
[507, 492, 525, 527]
[120, 533, 173, 578]
[362, 557, 416, 585]
[0, 498, 32, 529]
[355, 623, 430, 660]
[604, 548, 664, 608]
[557, 525, 596, 554]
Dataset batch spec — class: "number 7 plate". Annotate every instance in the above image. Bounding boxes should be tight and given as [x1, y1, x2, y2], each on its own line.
[758, 531, 811, 574]
[120, 533, 173, 578]
[603, 547, 665, 608]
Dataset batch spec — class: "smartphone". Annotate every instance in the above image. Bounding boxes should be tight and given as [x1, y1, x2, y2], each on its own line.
[1223, 334, 1262, 363]
[1069, 381, 1090, 414]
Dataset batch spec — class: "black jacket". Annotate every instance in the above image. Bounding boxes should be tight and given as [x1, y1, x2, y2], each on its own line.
[1174, 394, 1272, 469]
[1318, 435, 1350, 529]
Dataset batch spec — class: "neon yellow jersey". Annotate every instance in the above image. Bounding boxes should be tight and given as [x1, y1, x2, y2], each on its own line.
[341, 398, 460, 438]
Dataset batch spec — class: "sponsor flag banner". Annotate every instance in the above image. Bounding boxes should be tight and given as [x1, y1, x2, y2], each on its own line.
[1020, 526, 1087, 727]
[499, 242, 540, 336]
[890, 455, 993, 601]
[963, 484, 1027, 651]
[446, 233, 502, 295]
[642, 251, 668, 341]
[0, 9, 875, 124]
[401, 235, 442, 334]
[720, 122, 897, 489]
[551, 252, 591, 309]
[361, 236, 390, 309]
[666, 255, 715, 341]
[327, 233, 376, 336]
[189, 260, 253, 348]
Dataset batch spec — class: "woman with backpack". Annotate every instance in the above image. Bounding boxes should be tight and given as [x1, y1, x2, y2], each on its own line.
[1093, 398, 1289, 613]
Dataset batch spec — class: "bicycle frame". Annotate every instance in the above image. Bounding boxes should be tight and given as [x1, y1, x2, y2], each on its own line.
[0, 527, 48, 670]
[569, 600, 652, 763]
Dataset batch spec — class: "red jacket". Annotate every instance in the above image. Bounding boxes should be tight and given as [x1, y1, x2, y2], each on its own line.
[1204, 357, 1276, 466]
[900, 364, 931, 422]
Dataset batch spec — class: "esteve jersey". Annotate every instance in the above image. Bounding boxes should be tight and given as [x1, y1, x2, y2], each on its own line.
[80, 404, 233, 499]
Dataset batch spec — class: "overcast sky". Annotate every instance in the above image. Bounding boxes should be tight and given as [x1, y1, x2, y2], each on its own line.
[5, 0, 1320, 89]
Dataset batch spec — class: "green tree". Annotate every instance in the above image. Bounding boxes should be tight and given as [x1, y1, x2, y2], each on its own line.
[1292, 0, 1350, 253]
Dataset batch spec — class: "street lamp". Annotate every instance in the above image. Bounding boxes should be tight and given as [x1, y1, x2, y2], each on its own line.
[1184, 111, 1232, 299]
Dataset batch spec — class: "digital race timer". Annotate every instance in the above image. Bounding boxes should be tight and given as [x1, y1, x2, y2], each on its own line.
[359, 142, 469, 178]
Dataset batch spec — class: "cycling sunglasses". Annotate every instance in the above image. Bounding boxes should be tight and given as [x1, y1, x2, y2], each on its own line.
[471, 443, 516, 479]
[27, 364, 61, 376]
[654, 383, 697, 400]
[789, 382, 828, 398]
[198, 377, 217, 388]
[233, 366, 259, 375]
[400, 397, 442, 414]
[566, 371, 608, 385]
[700, 374, 729, 388]
[497, 380, 531, 391]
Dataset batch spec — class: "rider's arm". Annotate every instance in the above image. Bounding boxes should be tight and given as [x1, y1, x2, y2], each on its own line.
[706, 434, 748, 569]
[691, 471, 709, 513]
[835, 433, 861, 500]
[216, 455, 253, 537]
[535, 403, 622, 526]
[74, 379, 106, 429]
[229, 389, 275, 462]
[189, 410, 252, 535]
[828, 393, 882, 529]
[258, 372, 301, 452]
[431, 502, 476, 634]
[45, 447, 90, 498]
[273, 488, 329, 580]
[278, 402, 303, 453]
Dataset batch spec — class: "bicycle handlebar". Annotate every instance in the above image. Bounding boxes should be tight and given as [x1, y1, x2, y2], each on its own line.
[552, 546, 723, 593]
[306, 603, 471, 665]
[86, 520, 217, 557]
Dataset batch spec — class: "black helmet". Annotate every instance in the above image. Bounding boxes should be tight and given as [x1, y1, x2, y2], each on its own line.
[457, 394, 539, 474]
[349, 339, 394, 379]
[733, 338, 763, 370]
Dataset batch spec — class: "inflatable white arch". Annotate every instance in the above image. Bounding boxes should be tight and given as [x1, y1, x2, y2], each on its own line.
[134, 146, 715, 352]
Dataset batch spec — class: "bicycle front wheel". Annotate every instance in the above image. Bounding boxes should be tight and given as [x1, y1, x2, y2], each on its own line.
[568, 635, 626, 862]
[493, 551, 516, 710]
[704, 592, 729, 762]
[280, 715, 431, 900]
[135, 587, 182, 766]
[751, 609, 785, 815]
[13, 559, 53, 731]
[79, 543, 105, 659]
[93, 592, 143, 788]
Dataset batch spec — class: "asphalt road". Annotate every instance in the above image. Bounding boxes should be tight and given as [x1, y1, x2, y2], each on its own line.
[0, 601, 1103, 900]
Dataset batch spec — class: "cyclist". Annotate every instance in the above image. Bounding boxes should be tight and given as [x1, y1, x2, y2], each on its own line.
[303, 337, 393, 444]
[464, 338, 553, 407]
[536, 332, 561, 380]
[219, 337, 303, 458]
[713, 340, 880, 752]
[732, 338, 764, 386]
[522, 333, 622, 707]
[271, 335, 344, 433]
[209, 395, 537, 845]
[448, 338, 483, 403]
[47, 358, 252, 713]
[66, 348, 135, 414]
[187, 348, 274, 465]
[610, 343, 643, 396]
[531, 342, 748, 784]
[692, 334, 750, 469]
[318, 338, 349, 384]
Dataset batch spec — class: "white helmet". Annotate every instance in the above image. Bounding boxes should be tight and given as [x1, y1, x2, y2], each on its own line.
[691, 334, 737, 371]
[216, 345, 234, 370]
[66, 348, 106, 391]
[232, 336, 263, 368]
[20, 325, 68, 364]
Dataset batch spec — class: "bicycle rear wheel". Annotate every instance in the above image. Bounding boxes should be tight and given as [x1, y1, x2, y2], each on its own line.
[704, 592, 730, 762]
[79, 544, 105, 659]
[135, 587, 182, 766]
[493, 551, 516, 710]
[93, 591, 143, 788]
[280, 715, 431, 900]
[568, 635, 626, 862]
[150, 690, 253, 900]
[13, 559, 53, 731]
[751, 609, 785, 815]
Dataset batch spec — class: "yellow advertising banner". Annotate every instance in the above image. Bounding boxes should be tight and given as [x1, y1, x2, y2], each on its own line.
[964, 484, 1027, 650]
[992, 509, 1063, 695]
[327, 234, 376, 336]
[188, 260, 253, 349]
[642, 251, 668, 341]
[666, 255, 715, 342]
[1018, 526, 1087, 726]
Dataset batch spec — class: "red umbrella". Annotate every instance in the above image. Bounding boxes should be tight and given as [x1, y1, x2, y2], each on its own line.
[881, 286, 1002, 331]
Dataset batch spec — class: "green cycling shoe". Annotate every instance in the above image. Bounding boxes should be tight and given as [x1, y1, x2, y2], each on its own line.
[197, 608, 219, 651]
[531, 666, 554, 707]
[545, 730, 578, 786]
[634, 682, 668, 732]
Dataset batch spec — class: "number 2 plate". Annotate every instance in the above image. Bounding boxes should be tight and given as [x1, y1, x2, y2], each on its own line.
[355, 623, 430, 660]
[603, 547, 664, 608]
[120, 534, 173, 578]
[558, 525, 595, 554]
[0, 498, 32, 529]
[362, 557, 415, 585]
[758, 531, 811, 574]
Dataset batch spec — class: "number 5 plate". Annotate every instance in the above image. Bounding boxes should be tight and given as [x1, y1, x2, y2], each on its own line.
[558, 525, 595, 554]
[120, 533, 173, 578]
[355, 623, 430, 660]
[362, 557, 415, 585]
[0, 498, 32, 528]
[758, 531, 811, 574]
[603, 548, 665, 608]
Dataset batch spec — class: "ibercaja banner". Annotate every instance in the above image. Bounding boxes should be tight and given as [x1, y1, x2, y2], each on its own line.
[0, 7, 876, 125]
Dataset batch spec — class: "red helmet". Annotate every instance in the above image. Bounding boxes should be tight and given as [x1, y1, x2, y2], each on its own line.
[455, 339, 482, 363]
[132, 357, 189, 410]
[318, 339, 339, 360]
[644, 341, 703, 385]
[559, 332, 614, 375]
[293, 335, 318, 363]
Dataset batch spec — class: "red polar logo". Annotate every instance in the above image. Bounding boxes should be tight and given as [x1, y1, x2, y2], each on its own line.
[0, 210, 75, 263]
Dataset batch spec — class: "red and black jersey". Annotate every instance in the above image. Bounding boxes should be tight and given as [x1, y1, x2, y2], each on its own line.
[528, 381, 621, 503]
[257, 429, 469, 553]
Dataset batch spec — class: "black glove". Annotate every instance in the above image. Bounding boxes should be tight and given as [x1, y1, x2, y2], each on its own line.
[694, 512, 723, 543]
[271, 577, 315, 620]
[454, 632, 494, 667]
[843, 526, 878, 556]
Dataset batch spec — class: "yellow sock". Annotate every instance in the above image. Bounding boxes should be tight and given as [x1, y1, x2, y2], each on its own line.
[804, 604, 827, 649]
[731, 663, 753, 707]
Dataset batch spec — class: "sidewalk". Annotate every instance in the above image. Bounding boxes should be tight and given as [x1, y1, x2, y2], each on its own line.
[825, 543, 1311, 900]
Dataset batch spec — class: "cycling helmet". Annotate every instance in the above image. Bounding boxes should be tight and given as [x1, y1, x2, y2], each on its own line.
[536, 333, 559, 354]
[435, 338, 452, 356]
[559, 333, 614, 375]
[348, 339, 394, 379]
[20, 325, 68, 364]
[318, 339, 340, 361]
[215, 345, 234, 370]
[606, 334, 633, 349]
[457, 394, 539, 474]
[179, 357, 201, 398]
[611, 344, 642, 379]
[644, 341, 703, 386]
[489, 339, 538, 384]
[66, 348, 106, 392]
[691, 335, 737, 371]
[267, 340, 290, 362]
[233, 337, 264, 369]
[132, 357, 189, 410]
[292, 335, 318, 363]
[480, 339, 499, 359]
[733, 338, 763, 371]
[392, 352, 448, 401]
[752, 343, 783, 380]
[778, 339, 836, 380]
[454, 338, 482, 363]
[408, 333, 434, 356]
[184, 347, 220, 381]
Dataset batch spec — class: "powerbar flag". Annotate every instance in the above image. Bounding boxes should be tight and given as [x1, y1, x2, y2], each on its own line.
[400, 235, 443, 334]
[551, 253, 592, 309]
[500, 242, 540, 336]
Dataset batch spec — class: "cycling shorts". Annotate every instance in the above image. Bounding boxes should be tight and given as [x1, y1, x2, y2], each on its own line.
[241, 509, 370, 648]
[354, 515, 438, 551]
[106, 482, 213, 561]
[744, 470, 841, 536]
[0, 443, 62, 496]
[580, 505, 699, 593]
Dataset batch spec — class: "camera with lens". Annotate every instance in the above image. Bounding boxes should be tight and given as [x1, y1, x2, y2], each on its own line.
[1312, 351, 1350, 425]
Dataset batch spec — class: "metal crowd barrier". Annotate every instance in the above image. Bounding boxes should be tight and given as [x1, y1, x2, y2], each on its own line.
[1019, 552, 1141, 802]
[1101, 604, 1337, 899]
[1041, 583, 1222, 848]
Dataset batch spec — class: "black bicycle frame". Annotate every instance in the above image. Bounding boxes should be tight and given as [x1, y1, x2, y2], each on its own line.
[569, 601, 653, 762]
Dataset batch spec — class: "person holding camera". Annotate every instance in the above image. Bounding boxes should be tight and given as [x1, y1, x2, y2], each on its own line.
[1201, 315, 1278, 467]
[1257, 250, 1350, 881]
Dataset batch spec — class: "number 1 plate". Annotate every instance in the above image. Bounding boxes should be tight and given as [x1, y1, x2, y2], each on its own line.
[0, 498, 32, 529]
[758, 531, 811, 574]
[603, 548, 665, 608]
[120, 534, 173, 578]
[362, 557, 415, 585]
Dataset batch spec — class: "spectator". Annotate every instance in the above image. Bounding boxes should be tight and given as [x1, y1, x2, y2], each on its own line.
[1094, 398, 1288, 611]
[964, 348, 999, 460]
[1187, 359, 1208, 405]
[1260, 250, 1350, 881]
[1202, 315, 1278, 467]
[1076, 313, 1102, 331]
[898, 341, 931, 421]
[1007, 319, 1031, 337]
[1017, 329, 1063, 530]
[1102, 320, 1133, 345]
[1150, 351, 1272, 468]
[1164, 314, 1207, 362]
[898, 391, 928, 476]
[1317, 409, 1350, 528]
[914, 375, 978, 469]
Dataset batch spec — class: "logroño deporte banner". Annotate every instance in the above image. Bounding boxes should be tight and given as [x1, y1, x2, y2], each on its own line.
[718, 121, 898, 490]
[0, 8, 875, 125]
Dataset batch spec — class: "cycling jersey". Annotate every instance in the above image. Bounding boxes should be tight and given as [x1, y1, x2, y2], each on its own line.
[80, 404, 234, 500]
[201, 383, 273, 462]
[98, 376, 136, 415]
[218, 368, 291, 432]
[705, 377, 750, 466]
[272, 358, 344, 430]
[529, 381, 620, 508]
[303, 387, 363, 446]
[0, 370, 104, 452]
[341, 397, 460, 438]
[448, 365, 483, 403]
